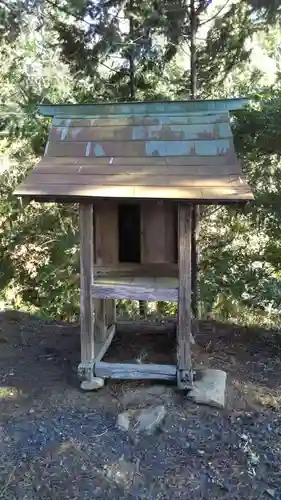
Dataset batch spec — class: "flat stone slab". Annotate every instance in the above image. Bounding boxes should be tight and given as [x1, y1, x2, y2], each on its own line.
[117, 405, 166, 434]
[187, 368, 227, 409]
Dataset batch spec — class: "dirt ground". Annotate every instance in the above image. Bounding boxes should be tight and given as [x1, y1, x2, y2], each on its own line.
[0, 310, 281, 499]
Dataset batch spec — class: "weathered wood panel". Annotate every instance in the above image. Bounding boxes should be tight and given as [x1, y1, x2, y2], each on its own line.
[94, 362, 177, 381]
[45, 139, 235, 158]
[36, 156, 233, 167]
[95, 277, 178, 287]
[92, 283, 178, 302]
[141, 201, 175, 263]
[165, 203, 177, 263]
[50, 123, 232, 142]
[33, 164, 240, 176]
[177, 204, 193, 390]
[94, 263, 178, 278]
[27, 173, 241, 187]
[141, 201, 165, 264]
[94, 201, 118, 265]
[52, 113, 230, 128]
[15, 184, 252, 200]
[79, 203, 94, 362]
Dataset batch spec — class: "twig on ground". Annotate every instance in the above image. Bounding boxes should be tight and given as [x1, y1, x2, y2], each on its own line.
[0, 466, 16, 499]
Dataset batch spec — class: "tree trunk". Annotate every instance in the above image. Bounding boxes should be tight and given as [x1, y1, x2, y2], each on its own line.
[190, 0, 199, 321]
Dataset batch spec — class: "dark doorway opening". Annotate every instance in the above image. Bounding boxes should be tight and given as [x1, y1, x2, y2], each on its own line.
[118, 204, 141, 263]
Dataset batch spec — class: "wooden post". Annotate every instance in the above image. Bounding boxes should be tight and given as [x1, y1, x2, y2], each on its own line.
[177, 204, 193, 390]
[80, 203, 94, 363]
[79, 202, 104, 390]
[191, 206, 200, 321]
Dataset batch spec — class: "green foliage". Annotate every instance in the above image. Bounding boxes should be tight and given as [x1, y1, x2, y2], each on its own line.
[246, 0, 281, 22]
[197, 1, 256, 97]
[0, 19, 81, 320]
[199, 93, 281, 327]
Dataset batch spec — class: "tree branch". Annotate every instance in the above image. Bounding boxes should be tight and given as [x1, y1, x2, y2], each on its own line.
[0, 0, 15, 12]
[44, 0, 93, 26]
[199, 0, 232, 27]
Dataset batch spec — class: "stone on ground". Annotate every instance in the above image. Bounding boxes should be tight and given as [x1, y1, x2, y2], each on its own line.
[80, 377, 104, 391]
[117, 405, 166, 434]
[187, 368, 227, 409]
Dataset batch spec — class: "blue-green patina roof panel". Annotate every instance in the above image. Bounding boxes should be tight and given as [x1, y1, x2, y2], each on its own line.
[14, 98, 253, 202]
[38, 97, 249, 118]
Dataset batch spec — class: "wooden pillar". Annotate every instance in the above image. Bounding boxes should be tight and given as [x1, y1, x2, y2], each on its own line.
[177, 204, 193, 390]
[79, 203, 104, 390]
[80, 203, 94, 363]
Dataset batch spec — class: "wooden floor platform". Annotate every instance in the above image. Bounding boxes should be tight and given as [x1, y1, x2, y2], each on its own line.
[92, 276, 179, 301]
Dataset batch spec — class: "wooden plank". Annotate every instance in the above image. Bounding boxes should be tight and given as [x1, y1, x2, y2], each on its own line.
[50, 123, 232, 142]
[94, 298, 106, 344]
[53, 114, 229, 128]
[79, 203, 94, 363]
[94, 324, 116, 364]
[15, 183, 253, 201]
[201, 185, 253, 198]
[33, 164, 241, 177]
[165, 203, 177, 263]
[141, 201, 166, 263]
[22, 173, 242, 187]
[91, 283, 178, 301]
[15, 183, 253, 200]
[105, 299, 116, 326]
[65, 271, 181, 290]
[45, 139, 235, 158]
[141, 202, 176, 264]
[96, 276, 178, 287]
[94, 201, 118, 265]
[37, 156, 233, 167]
[94, 263, 178, 278]
[177, 204, 193, 389]
[94, 361, 177, 381]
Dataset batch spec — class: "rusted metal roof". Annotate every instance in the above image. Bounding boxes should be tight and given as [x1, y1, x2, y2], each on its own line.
[14, 99, 253, 203]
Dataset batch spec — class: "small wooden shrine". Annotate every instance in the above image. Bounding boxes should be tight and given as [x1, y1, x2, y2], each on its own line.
[14, 99, 253, 391]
